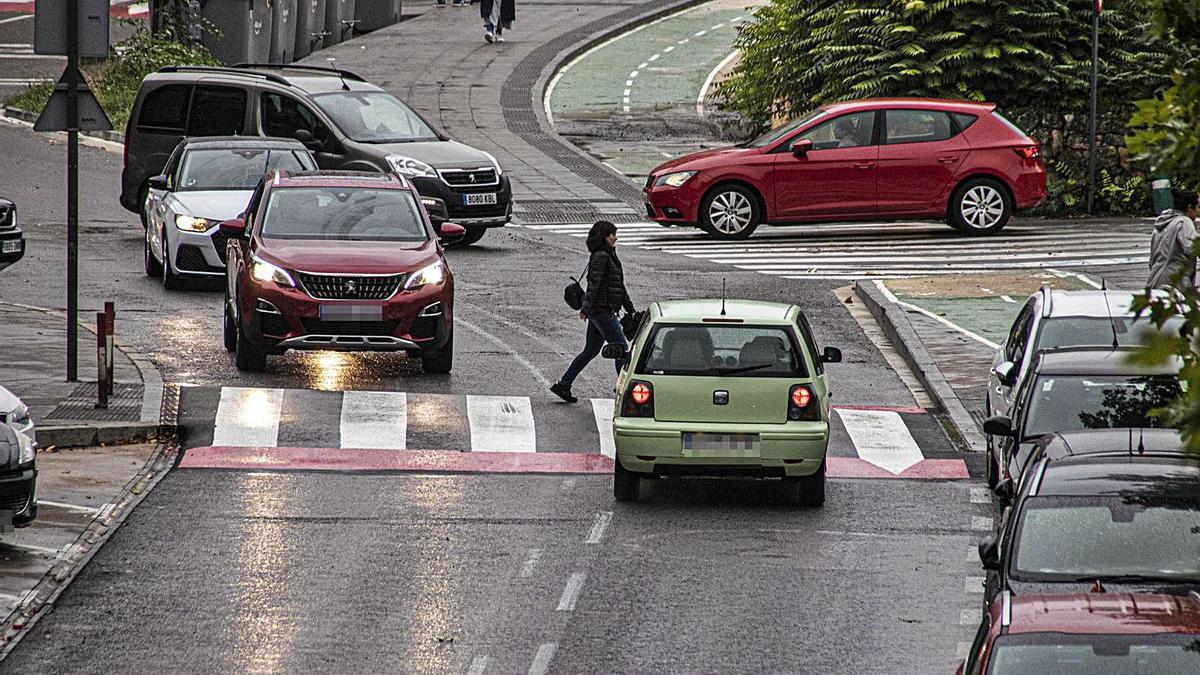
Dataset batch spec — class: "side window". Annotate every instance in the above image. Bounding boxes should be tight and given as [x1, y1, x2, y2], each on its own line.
[884, 109, 954, 145]
[187, 86, 247, 136]
[136, 84, 191, 133]
[162, 146, 184, 188]
[796, 313, 824, 376]
[953, 112, 978, 132]
[261, 93, 332, 145]
[1004, 304, 1033, 364]
[243, 183, 266, 231]
[795, 111, 875, 150]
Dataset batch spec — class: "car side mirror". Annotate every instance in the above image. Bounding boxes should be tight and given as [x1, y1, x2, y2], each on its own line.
[820, 346, 842, 363]
[978, 535, 1000, 570]
[438, 222, 466, 243]
[982, 415, 1013, 437]
[219, 218, 247, 239]
[994, 478, 1015, 503]
[148, 174, 170, 191]
[791, 139, 813, 156]
[601, 343, 628, 360]
[294, 129, 323, 152]
[992, 361, 1017, 387]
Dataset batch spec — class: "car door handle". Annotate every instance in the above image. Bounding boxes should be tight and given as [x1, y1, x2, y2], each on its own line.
[854, 162, 876, 170]
[937, 156, 959, 164]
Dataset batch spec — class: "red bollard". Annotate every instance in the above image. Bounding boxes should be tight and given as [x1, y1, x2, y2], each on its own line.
[104, 301, 115, 397]
[95, 312, 108, 409]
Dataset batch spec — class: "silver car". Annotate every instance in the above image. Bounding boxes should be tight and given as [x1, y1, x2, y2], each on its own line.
[143, 137, 317, 289]
[0, 383, 35, 447]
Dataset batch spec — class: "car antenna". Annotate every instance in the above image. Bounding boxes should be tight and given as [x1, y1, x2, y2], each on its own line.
[1138, 426, 1145, 455]
[1128, 427, 1133, 456]
[326, 57, 351, 91]
[720, 278, 727, 316]
[1100, 281, 1119, 350]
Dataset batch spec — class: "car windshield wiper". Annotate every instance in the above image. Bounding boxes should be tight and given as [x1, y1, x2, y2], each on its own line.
[1067, 574, 1196, 584]
[716, 364, 772, 376]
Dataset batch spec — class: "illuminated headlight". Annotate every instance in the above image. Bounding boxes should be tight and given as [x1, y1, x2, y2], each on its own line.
[250, 255, 296, 288]
[404, 261, 446, 290]
[655, 171, 698, 188]
[175, 214, 216, 232]
[386, 155, 437, 178]
[17, 431, 34, 465]
[481, 150, 503, 176]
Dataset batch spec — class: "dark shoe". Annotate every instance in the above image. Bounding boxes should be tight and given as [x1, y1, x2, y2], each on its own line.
[484, 28, 495, 43]
[550, 383, 577, 403]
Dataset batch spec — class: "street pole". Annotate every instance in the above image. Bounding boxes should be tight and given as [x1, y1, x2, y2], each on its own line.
[66, 0, 79, 381]
[1087, 6, 1099, 215]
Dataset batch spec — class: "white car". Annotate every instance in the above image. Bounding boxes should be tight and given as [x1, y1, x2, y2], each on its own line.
[143, 136, 317, 289]
[0, 384, 34, 447]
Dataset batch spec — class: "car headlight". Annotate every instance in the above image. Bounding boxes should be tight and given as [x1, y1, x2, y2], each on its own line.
[655, 171, 698, 188]
[404, 261, 446, 290]
[175, 214, 216, 232]
[17, 431, 34, 465]
[386, 155, 437, 178]
[481, 150, 503, 176]
[11, 402, 30, 427]
[250, 255, 296, 288]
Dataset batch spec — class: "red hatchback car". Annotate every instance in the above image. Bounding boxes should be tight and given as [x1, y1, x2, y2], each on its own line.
[221, 171, 463, 373]
[959, 591, 1200, 674]
[645, 98, 1046, 239]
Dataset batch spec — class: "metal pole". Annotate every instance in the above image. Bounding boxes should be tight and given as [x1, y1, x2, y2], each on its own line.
[1087, 9, 1099, 215]
[66, 0, 80, 381]
[95, 312, 107, 408]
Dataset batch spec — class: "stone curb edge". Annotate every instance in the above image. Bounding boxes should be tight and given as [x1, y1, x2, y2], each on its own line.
[854, 280, 986, 454]
[3, 106, 126, 144]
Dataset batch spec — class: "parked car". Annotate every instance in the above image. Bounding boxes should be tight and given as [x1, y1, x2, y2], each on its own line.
[0, 198, 24, 271]
[222, 171, 463, 372]
[606, 299, 842, 505]
[982, 346, 1181, 491]
[120, 64, 510, 247]
[986, 287, 1180, 485]
[978, 450, 1200, 607]
[0, 425, 37, 529]
[143, 137, 317, 289]
[0, 384, 35, 447]
[958, 591, 1200, 674]
[644, 98, 1046, 239]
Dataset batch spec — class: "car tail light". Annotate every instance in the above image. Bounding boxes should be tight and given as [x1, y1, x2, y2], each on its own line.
[1013, 145, 1040, 160]
[622, 380, 655, 418]
[788, 384, 819, 421]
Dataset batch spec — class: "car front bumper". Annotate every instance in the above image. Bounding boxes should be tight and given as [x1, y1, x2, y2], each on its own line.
[169, 225, 227, 276]
[0, 466, 37, 528]
[0, 227, 25, 271]
[643, 179, 706, 226]
[614, 418, 829, 477]
[411, 174, 514, 228]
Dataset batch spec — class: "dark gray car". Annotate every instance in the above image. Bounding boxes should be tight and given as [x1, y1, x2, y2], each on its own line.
[120, 64, 511, 246]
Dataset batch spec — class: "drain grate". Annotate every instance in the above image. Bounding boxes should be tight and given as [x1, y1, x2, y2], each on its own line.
[514, 199, 644, 224]
[47, 383, 144, 422]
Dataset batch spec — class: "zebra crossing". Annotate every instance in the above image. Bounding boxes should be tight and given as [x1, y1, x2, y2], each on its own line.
[178, 386, 966, 478]
[515, 220, 1152, 280]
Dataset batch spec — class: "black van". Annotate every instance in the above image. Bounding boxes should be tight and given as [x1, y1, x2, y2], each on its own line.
[120, 64, 511, 246]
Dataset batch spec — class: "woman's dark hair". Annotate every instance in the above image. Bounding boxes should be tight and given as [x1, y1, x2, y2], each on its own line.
[586, 220, 618, 252]
[1172, 188, 1199, 212]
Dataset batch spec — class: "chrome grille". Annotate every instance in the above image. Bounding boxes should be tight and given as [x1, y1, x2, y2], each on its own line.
[298, 273, 404, 300]
[440, 168, 498, 187]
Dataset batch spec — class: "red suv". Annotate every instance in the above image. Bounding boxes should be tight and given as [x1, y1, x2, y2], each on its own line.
[221, 171, 463, 373]
[645, 98, 1046, 239]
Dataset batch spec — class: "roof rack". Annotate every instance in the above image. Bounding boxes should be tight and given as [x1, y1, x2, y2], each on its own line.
[230, 63, 366, 83]
[156, 65, 291, 86]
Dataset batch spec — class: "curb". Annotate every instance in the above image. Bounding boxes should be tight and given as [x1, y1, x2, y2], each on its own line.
[37, 422, 174, 449]
[854, 280, 986, 454]
[2, 106, 126, 144]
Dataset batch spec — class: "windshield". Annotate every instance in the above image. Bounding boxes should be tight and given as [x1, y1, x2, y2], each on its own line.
[988, 633, 1200, 674]
[743, 110, 826, 148]
[636, 324, 806, 377]
[177, 149, 314, 191]
[1012, 495, 1200, 582]
[312, 91, 439, 143]
[260, 187, 428, 241]
[1035, 317, 1184, 351]
[1023, 375, 1181, 439]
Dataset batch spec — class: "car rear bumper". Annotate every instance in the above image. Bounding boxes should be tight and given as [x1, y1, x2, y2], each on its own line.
[0, 467, 37, 528]
[614, 419, 828, 477]
[1013, 165, 1048, 209]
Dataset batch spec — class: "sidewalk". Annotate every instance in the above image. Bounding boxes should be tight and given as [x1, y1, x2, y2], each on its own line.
[0, 302, 163, 447]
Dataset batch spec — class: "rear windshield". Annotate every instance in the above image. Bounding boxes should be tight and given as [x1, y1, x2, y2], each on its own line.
[177, 149, 315, 191]
[991, 111, 1030, 139]
[636, 324, 807, 377]
[1035, 316, 1184, 351]
[987, 633, 1200, 674]
[260, 187, 428, 241]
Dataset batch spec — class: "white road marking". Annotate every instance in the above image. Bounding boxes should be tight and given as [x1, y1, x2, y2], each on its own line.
[694, 29, 707, 36]
[624, 79, 633, 86]
[458, 318, 552, 387]
[3, 541, 62, 556]
[638, 61, 648, 69]
[467, 655, 489, 675]
[677, 38, 689, 44]
[213, 387, 283, 447]
[648, 53, 660, 62]
[519, 548, 543, 578]
[585, 511, 613, 544]
[590, 398, 616, 459]
[960, 608, 978, 625]
[971, 516, 994, 531]
[969, 487, 991, 504]
[622, 88, 630, 97]
[964, 576, 986, 594]
[876, 281, 1001, 350]
[556, 572, 587, 611]
[999, 294, 1016, 303]
[0, 15, 34, 25]
[37, 499, 102, 513]
[560, 477, 577, 491]
[466, 395, 536, 453]
[836, 408, 923, 475]
[528, 643, 558, 675]
[697, 49, 740, 116]
[1045, 267, 1103, 288]
[340, 391, 406, 450]
[663, 45, 675, 53]
[628, 70, 638, 78]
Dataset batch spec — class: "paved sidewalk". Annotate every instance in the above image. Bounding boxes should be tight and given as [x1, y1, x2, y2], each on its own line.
[0, 302, 163, 447]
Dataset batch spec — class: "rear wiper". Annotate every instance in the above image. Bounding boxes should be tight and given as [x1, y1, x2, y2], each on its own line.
[716, 364, 772, 376]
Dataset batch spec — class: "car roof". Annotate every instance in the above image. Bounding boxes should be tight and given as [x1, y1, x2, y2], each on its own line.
[1039, 429, 1185, 459]
[1034, 454, 1200, 496]
[151, 65, 382, 96]
[178, 136, 308, 150]
[1031, 347, 1181, 376]
[999, 593, 1200, 635]
[270, 170, 411, 190]
[1040, 289, 1147, 318]
[820, 98, 997, 115]
[652, 299, 796, 324]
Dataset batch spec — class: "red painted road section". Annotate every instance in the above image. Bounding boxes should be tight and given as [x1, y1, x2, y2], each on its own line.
[181, 446, 970, 479]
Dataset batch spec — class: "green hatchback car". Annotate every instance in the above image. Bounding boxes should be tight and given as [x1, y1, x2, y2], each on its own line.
[605, 299, 841, 505]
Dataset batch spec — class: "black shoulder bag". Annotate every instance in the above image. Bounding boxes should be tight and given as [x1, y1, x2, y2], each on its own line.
[564, 262, 588, 311]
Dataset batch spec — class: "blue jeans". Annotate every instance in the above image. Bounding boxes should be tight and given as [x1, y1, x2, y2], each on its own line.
[559, 311, 627, 388]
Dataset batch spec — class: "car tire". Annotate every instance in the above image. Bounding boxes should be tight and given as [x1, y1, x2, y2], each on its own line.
[144, 224, 162, 277]
[162, 233, 185, 290]
[613, 458, 640, 502]
[796, 460, 826, 507]
[138, 186, 149, 229]
[699, 183, 761, 240]
[445, 228, 487, 248]
[948, 178, 1011, 235]
[421, 329, 453, 374]
[985, 445, 998, 489]
[223, 298, 238, 353]
[235, 324, 267, 371]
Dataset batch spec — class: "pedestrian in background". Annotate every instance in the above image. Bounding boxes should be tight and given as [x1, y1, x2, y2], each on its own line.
[1148, 188, 1200, 290]
[480, 0, 514, 43]
[551, 221, 636, 404]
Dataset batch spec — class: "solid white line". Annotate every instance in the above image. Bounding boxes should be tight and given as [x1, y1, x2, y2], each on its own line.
[37, 499, 102, 513]
[837, 408, 924, 474]
[467, 655, 489, 675]
[590, 397, 616, 459]
[340, 390, 406, 450]
[466, 395, 536, 453]
[528, 643, 558, 675]
[697, 49, 739, 117]
[585, 511, 613, 544]
[458, 318, 552, 387]
[0, 15, 33, 25]
[999, 295, 1016, 303]
[519, 548, 543, 578]
[556, 572, 587, 611]
[213, 387, 283, 447]
[1046, 267, 1103, 288]
[969, 487, 991, 504]
[875, 281, 1001, 349]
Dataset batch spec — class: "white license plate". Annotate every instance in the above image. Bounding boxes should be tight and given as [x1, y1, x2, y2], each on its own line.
[1, 240, 19, 254]
[319, 304, 383, 321]
[463, 193, 497, 206]
[682, 433, 760, 458]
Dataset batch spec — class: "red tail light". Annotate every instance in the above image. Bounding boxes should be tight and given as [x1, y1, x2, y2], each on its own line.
[1013, 145, 1040, 160]
[622, 380, 655, 418]
[788, 384, 819, 421]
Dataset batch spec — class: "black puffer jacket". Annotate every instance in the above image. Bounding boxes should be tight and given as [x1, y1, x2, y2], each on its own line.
[582, 246, 634, 315]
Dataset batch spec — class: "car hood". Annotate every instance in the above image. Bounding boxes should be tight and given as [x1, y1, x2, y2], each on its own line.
[0, 384, 21, 415]
[171, 190, 254, 221]
[362, 140, 493, 170]
[1010, 579, 1200, 599]
[257, 238, 442, 276]
[650, 145, 762, 175]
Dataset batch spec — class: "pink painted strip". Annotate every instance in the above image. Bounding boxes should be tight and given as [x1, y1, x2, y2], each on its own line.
[826, 457, 969, 479]
[833, 404, 928, 414]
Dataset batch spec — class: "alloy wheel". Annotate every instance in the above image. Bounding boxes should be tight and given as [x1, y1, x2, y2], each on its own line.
[959, 185, 1005, 231]
[707, 190, 753, 235]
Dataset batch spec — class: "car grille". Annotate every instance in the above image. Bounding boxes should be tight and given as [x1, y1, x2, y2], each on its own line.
[410, 315, 438, 340]
[0, 493, 28, 512]
[211, 230, 230, 264]
[175, 244, 217, 272]
[440, 168, 498, 187]
[298, 273, 404, 300]
[301, 319, 400, 336]
[258, 312, 290, 336]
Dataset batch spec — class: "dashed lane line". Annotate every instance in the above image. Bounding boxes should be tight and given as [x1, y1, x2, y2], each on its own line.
[519, 548, 543, 578]
[467, 655, 489, 675]
[528, 643, 558, 675]
[585, 511, 613, 544]
[556, 572, 587, 611]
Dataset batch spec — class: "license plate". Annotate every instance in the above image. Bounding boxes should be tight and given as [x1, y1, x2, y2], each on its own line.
[319, 304, 383, 321]
[1, 240, 19, 254]
[463, 192, 497, 206]
[682, 433, 760, 458]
